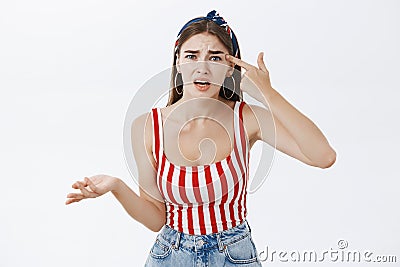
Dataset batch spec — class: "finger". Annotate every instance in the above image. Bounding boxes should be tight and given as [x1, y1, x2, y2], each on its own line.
[257, 52, 268, 72]
[76, 181, 90, 193]
[65, 198, 83, 205]
[84, 177, 98, 193]
[67, 192, 85, 199]
[225, 54, 253, 71]
[72, 178, 87, 189]
[76, 181, 96, 198]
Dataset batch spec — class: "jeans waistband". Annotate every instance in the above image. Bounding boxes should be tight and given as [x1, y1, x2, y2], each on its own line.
[158, 220, 252, 252]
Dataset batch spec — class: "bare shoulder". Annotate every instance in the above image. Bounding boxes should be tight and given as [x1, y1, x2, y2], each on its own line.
[131, 111, 154, 151]
[242, 101, 264, 120]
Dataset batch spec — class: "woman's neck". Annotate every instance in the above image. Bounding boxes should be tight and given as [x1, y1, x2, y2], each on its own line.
[171, 95, 231, 124]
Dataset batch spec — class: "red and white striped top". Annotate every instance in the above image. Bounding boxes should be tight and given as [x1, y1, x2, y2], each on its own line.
[151, 101, 250, 235]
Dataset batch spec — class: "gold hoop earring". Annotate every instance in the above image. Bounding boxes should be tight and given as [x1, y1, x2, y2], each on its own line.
[223, 76, 235, 99]
[175, 72, 182, 95]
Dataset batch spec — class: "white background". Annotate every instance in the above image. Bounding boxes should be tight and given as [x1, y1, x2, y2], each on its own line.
[0, 0, 399, 266]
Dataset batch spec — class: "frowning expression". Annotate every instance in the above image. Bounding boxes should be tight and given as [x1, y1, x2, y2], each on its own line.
[176, 32, 234, 98]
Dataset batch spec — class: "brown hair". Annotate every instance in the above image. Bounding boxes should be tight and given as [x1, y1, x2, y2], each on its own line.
[167, 19, 242, 106]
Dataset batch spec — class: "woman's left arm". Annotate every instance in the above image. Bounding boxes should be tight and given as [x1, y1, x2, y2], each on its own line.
[226, 53, 336, 168]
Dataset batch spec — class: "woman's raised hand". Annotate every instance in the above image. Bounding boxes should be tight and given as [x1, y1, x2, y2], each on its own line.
[65, 175, 118, 205]
[225, 52, 276, 104]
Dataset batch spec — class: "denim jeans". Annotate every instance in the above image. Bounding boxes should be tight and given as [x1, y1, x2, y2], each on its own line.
[144, 219, 262, 266]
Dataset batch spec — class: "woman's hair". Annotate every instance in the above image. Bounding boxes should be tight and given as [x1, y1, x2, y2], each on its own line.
[167, 19, 242, 106]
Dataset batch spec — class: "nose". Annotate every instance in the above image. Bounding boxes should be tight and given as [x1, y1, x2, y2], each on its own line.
[195, 60, 210, 74]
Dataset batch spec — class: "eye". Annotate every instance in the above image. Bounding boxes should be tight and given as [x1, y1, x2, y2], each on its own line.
[210, 56, 222, 61]
[185, 55, 196, 60]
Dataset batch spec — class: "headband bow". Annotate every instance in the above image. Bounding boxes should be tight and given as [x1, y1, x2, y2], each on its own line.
[174, 10, 239, 58]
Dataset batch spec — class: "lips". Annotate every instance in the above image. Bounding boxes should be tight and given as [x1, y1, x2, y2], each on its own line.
[193, 78, 211, 86]
[193, 79, 211, 91]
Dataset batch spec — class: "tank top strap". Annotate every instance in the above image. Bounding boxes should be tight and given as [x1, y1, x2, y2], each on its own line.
[233, 101, 249, 165]
[151, 107, 164, 165]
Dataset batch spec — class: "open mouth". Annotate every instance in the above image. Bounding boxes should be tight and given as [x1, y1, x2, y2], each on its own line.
[193, 80, 211, 91]
[193, 81, 211, 86]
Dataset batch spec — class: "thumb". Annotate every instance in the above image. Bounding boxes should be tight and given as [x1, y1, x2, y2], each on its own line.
[85, 177, 98, 193]
[257, 52, 268, 72]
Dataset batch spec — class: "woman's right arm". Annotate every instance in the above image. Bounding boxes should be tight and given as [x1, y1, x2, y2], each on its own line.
[110, 178, 166, 232]
[111, 112, 166, 232]
[66, 112, 166, 232]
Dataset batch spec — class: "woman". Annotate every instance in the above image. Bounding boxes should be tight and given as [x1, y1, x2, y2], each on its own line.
[65, 10, 336, 266]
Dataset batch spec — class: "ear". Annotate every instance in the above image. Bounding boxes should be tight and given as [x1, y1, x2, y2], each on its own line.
[175, 55, 181, 73]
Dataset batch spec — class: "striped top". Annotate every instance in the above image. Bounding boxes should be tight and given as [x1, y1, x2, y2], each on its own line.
[151, 101, 250, 235]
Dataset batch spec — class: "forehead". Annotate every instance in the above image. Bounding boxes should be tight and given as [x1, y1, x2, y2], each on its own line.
[181, 32, 228, 52]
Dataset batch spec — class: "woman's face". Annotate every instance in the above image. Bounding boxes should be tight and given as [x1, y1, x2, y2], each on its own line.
[176, 32, 234, 99]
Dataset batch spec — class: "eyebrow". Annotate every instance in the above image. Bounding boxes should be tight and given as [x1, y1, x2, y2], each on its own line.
[183, 49, 225, 54]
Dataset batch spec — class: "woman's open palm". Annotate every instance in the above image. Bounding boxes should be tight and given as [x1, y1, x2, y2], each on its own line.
[65, 175, 116, 205]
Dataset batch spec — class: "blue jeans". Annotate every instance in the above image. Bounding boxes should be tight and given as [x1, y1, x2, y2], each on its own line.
[144, 219, 262, 266]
